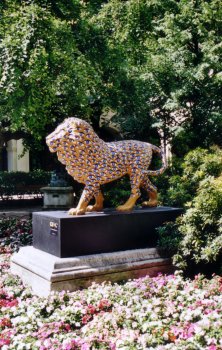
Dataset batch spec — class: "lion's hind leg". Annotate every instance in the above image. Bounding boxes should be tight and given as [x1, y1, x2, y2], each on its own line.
[116, 174, 141, 212]
[86, 191, 104, 212]
[141, 177, 158, 207]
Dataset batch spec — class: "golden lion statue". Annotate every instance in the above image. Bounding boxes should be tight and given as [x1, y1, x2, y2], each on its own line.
[46, 117, 167, 215]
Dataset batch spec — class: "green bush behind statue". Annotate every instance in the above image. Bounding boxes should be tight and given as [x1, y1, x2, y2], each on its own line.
[157, 146, 222, 276]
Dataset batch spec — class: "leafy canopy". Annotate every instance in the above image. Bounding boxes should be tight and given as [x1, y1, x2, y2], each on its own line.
[0, 0, 222, 150]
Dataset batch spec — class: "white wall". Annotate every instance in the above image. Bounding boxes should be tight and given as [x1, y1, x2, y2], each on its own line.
[7, 139, 30, 172]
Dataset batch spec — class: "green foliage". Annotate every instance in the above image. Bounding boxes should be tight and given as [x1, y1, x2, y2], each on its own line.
[157, 147, 222, 275]
[161, 146, 222, 207]
[92, 0, 222, 146]
[0, 170, 51, 199]
[1, 0, 222, 150]
[157, 221, 183, 256]
[173, 175, 222, 274]
[0, 0, 101, 145]
[0, 216, 32, 252]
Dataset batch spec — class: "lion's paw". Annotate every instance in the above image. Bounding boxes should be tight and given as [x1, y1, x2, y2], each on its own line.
[116, 205, 134, 212]
[86, 205, 96, 212]
[68, 208, 85, 215]
[141, 200, 158, 208]
[86, 205, 103, 212]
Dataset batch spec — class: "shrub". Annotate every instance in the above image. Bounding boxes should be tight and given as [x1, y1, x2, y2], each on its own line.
[157, 147, 222, 275]
[157, 221, 183, 256]
[161, 146, 222, 208]
[0, 170, 51, 199]
[0, 216, 32, 252]
[158, 175, 222, 275]
[173, 175, 222, 273]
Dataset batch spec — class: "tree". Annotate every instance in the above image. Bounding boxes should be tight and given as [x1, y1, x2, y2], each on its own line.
[0, 0, 221, 157]
[0, 0, 102, 148]
[89, 0, 222, 151]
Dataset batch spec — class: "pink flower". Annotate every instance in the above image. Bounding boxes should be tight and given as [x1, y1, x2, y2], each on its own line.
[0, 338, 10, 346]
[82, 315, 91, 324]
[98, 299, 111, 310]
[81, 343, 90, 350]
[0, 330, 13, 347]
[0, 317, 12, 329]
[87, 304, 96, 315]
[0, 299, 18, 307]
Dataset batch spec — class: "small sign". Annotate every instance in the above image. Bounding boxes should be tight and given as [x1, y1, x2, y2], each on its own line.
[49, 221, 59, 236]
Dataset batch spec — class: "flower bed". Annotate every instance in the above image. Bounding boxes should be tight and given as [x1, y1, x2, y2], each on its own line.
[0, 217, 32, 253]
[0, 253, 222, 350]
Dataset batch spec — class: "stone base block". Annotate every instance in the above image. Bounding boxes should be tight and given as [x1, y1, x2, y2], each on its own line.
[11, 246, 173, 297]
[41, 187, 74, 209]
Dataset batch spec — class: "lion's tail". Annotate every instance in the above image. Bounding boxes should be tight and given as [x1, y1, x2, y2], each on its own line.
[143, 145, 167, 176]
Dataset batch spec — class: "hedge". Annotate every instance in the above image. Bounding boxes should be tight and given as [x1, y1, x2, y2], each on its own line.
[0, 170, 51, 200]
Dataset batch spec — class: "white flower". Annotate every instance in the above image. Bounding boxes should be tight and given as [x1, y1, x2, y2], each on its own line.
[198, 317, 211, 330]
[131, 321, 138, 329]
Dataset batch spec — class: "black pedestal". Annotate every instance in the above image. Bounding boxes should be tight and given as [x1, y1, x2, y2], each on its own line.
[33, 207, 182, 258]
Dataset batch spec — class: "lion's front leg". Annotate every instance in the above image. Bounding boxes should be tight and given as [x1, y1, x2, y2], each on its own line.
[86, 191, 104, 213]
[68, 183, 100, 215]
[68, 189, 89, 215]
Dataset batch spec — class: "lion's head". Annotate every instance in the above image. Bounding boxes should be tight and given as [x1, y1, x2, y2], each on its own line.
[46, 117, 98, 153]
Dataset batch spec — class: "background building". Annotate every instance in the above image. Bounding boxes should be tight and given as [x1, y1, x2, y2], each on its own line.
[1, 139, 29, 172]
